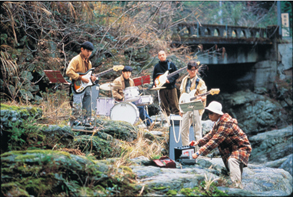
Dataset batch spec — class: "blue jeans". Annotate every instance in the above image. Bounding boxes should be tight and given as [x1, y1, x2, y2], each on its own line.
[132, 103, 153, 126]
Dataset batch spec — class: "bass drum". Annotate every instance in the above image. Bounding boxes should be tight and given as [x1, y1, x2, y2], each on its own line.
[110, 102, 139, 125]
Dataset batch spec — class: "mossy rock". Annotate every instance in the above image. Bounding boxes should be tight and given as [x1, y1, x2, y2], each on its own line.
[95, 118, 138, 142]
[1, 150, 144, 196]
[2, 122, 74, 153]
[0, 104, 42, 126]
[71, 135, 121, 159]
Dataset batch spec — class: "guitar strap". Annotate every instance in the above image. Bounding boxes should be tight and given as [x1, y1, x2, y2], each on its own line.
[167, 61, 171, 70]
[190, 76, 200, 92]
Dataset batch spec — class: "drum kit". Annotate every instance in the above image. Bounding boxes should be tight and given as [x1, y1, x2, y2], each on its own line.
[96, 82, 155, 125]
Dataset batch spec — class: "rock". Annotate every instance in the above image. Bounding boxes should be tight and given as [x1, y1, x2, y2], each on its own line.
[95, 118, 138, 142]
[279, 154, 293, 176]
[149, 131, 164, 136]
[284, 97, 293, 106]
[264, 154, 292, 168]
[130, 157, 292, 196]
[202, 120, 214, 135]
[41, 125, 74, 146]
[249, 125, 293, 163]
[231, 94, 283, 134]
[71, 135, 119, 159]
[254, 87, 267, 94]
[130, 156, 150, 165]
[1, 150, 142, 196]
[242, 164, 292, 195]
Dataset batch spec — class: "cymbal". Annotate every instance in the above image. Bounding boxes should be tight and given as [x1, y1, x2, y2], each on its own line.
[100, 83, 121, 91]
[150, 86, 166, 90]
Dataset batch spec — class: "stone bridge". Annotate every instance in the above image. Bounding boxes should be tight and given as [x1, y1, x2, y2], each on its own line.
[171, 23, 281, 65]
[171, 23, 292, 94]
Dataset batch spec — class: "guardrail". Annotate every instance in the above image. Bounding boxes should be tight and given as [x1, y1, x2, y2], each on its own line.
[176, 22, 280, 40]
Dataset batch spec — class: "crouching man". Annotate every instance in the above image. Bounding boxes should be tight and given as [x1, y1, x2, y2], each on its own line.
[190, 101, 252, 188]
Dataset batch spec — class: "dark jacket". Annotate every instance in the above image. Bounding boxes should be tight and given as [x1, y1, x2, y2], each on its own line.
[152, 60, 179, 89]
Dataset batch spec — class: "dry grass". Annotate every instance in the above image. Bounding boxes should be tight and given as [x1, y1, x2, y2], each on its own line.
[38, 90, 72, 125]
[1, 89, 72, 125]
[204, 173, 219, 191]
[109, 127, 166, 173]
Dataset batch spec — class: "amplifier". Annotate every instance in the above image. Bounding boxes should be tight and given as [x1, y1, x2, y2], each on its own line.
[174, 146, 195, 161]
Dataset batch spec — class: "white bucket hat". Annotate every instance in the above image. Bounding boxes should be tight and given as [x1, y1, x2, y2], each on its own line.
[205, 101, 224, 115]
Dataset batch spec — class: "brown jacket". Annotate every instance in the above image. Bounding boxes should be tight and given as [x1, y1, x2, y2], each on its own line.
[112, 75, 135, 100]
[180, 75, 207, 115]
[66, 54, 92, 81]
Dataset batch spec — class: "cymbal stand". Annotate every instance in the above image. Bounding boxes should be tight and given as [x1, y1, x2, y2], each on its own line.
[140, 78, 148, 126]
[157, 89, 164, 127]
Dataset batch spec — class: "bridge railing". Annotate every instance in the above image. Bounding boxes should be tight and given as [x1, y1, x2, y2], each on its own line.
[176, 22, 280, 40]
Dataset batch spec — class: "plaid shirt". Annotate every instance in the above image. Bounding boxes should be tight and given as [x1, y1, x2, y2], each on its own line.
[197, 113, 252, 166]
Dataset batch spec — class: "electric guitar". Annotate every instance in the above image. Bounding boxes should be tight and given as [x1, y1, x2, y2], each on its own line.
[154, 66, 187, 88]
[72, 65, 124, 94]
[179, 88, 220, 104]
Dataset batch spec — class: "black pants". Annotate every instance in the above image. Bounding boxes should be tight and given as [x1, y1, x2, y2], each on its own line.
[159, 88, 180, 116]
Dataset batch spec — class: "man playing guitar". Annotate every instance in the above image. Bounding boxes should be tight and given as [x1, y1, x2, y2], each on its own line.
[179, 61, 207, 152]
[66, 41, 96, 127]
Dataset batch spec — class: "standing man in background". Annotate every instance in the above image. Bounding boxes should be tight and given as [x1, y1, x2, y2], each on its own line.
[179, 61, 207, 151]
[152, 50, 180, 116]
[66, 41, 96, 127]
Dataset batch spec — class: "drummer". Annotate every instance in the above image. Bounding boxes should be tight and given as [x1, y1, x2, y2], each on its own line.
[112, 66, 155, 129]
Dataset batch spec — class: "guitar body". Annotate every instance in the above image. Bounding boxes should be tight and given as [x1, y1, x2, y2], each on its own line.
[179, 90, 197, 104]
[72, 68, 95, 94]
[72, 65, 124, 94]
[154, 71, 169, 88]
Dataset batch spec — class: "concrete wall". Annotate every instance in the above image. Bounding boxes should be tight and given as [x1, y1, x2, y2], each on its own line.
[278, 43, 293, 80]
[254, 60, 278, 90]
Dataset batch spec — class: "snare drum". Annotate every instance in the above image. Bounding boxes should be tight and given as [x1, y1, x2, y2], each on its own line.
[123, 86, 140, 102]
[135, 95, 153, 106]
[110, 102, 139, 125]
[96, 97, 115, 116]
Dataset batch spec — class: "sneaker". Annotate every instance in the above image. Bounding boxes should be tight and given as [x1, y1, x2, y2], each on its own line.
[148, 122, 155, 130]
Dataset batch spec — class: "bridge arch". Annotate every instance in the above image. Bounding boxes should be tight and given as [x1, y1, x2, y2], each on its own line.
[214, 28, 220, 36]
[232, 30, 237, 38]
[204, 28, 211, 36]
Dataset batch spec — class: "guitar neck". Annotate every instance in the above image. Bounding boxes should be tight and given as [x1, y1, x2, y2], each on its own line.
[190, 91, 211, 101]
[167, 66, 187, 78]
[94, 68, 113, 77]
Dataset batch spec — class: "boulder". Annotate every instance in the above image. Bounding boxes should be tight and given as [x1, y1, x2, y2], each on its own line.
[130, 156, 292, 196]
[1, 150, 143, 196]
[71, 135, 121, 159]
[95, 118, 138, 142]
[222, 90, 285, 134]
[249, 125, 293, 163]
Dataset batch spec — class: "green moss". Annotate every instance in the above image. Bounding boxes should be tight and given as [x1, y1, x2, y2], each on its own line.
[1, 182, 30, 197]
[15, 154, 36, 160]
[20, 177, 53, 195]
[180, 188, 194, 196]
[0, 103, 40, 114]
[120, 166, 132, 173]
[1, 150, 72, 159]
[166, 190, 177, 196]
[153, 186, 167, 190]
